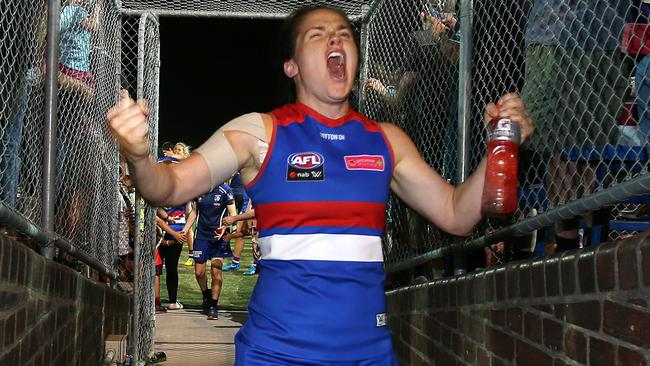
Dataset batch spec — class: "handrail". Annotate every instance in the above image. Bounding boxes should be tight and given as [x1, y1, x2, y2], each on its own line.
[385, 171, 650, 274]
[0, 203, 119, 280]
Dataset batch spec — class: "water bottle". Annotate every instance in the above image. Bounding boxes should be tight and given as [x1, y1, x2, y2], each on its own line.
[481, 116, 521, 216]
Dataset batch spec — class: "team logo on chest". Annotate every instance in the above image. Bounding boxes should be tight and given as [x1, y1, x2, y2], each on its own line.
[287, 152, 325, 181]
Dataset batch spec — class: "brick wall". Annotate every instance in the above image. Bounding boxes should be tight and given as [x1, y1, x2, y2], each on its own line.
[387, 234, 650, 365]
[0, 234, 131, 366]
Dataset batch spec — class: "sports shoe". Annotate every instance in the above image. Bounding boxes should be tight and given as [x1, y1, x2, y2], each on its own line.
[207, 306, 219, 320]
[184, 257, 195, 266]
[223, 262, 240, 271]
[167, 302, 183, 310]
[243, 264, 257, 276]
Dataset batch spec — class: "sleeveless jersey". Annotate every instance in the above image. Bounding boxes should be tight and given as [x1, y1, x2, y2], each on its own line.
[196, 183, 234, 240]
[162, 204, 186, 240]
[237, 103, 395, 361]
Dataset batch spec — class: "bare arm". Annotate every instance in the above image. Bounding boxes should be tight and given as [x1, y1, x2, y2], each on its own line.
[81, 4, 101, 31]
[107, 92, 261, 206]
[182, 201, 197, 233]
[385, 93, 534, 236]
[223, 209, 256, 226]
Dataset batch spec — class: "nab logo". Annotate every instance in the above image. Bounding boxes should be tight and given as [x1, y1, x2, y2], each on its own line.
[287, 152, 324, 170]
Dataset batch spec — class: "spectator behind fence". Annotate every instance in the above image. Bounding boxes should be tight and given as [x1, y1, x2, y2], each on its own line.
[108, 5, 533, 363]
[521, 0, 631, 252]
[117, 163, 135, 282]
[0, 0, 47, 210]
[58, 0, 100, 100]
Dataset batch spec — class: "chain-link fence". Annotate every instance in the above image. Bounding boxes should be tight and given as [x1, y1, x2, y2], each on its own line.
[362, 0, 650, 274]
[1, 0, 48, 229]
[130, 12, 160, 363]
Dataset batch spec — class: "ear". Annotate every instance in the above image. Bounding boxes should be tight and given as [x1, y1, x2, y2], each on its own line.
[283, 59, 298, 78]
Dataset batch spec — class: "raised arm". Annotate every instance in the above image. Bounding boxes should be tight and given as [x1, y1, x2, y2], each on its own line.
[385, 93, 533, 236]
[107, 92, 268, 206]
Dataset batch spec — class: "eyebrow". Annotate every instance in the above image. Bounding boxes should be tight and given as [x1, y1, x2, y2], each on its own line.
[305, 24, 351, 33]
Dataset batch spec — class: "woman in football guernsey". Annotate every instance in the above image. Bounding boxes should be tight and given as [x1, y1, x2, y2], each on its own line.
[108, 4, 534, 364]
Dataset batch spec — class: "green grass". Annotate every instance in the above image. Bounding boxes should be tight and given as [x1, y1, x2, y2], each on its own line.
[160, 239, 258, 309]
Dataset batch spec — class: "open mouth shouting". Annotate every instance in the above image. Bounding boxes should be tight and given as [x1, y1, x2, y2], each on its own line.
[327, 50, 346, 81]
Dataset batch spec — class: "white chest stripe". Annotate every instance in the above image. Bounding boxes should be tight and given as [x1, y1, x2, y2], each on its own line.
[258, 234, 384, 262]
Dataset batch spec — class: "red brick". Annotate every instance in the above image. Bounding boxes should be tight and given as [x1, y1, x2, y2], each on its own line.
[485, 326, 514, 361]
[545, 256, 561, 297]
[519, 262, 532, 298]
[15, 307, 26, 338]
[435, 349, 457, 366]
[564, 327, 586, 364]
[491, 356, 505, 366]
[560, 252, 578, 295]
[554, 301, 601, 331]
[485, 270, 496, 303]
[491, 310, 505, 327]
[524, 312, 542, 343]
[1, 242, 12, 282]
[531, 260, 546, 297]
[4, 314, 15, 347]
[507, 308, 523, 334]
[618, 240, 639, 290]
[554, 359, 571, 366]
[590, 337, 615, 366]
[465, 338, 477, 363]
[577, 250, 596, 293]
[603, 300, 650, 348]
[495, 267, 506, 301]
[596, 242, 617, 291]
[507, 264, 520, 300]
[543, 318, 563, 353]
[642, 239, 650, 286]
[618, 346, 647, 366]
[515, 339, 553, 366]
[452, 332, 464, 357]
[476, 347, 490, 366]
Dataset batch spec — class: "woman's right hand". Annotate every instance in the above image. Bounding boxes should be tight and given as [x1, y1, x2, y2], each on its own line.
[107, 90, 151, 163]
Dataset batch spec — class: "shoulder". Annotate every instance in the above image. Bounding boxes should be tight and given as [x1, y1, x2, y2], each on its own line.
[379, 122, 419, 162]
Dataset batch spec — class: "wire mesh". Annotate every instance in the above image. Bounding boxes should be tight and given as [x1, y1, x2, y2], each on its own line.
[131, 12, 160, 363]
[118, 0, 373, 19]
[361, 0, 460, 266]
[0, 0, 48, 225]
[53, 0, 121, 270]
[361, 0, 650, 270]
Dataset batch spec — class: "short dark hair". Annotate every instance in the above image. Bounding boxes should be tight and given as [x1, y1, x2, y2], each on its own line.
[279, 4, 353, 63]
[161, 141, 174, 151]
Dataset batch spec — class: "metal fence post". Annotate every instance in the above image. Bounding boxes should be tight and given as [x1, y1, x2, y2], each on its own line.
[454, 0, 474, 276]
[40, 0, 62, 259]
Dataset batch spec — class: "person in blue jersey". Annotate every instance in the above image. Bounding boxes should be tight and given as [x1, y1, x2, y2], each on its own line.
[155, 158, 196, 310]
[193, 181, 237, 319]
[223, 207, 259, 275]
[222, 172, 251, 272]
[108, 5, 534, 364]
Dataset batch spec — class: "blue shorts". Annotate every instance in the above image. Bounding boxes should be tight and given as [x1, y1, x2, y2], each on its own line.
[193, 239, 233, 263]
[235, 333, 398, 366]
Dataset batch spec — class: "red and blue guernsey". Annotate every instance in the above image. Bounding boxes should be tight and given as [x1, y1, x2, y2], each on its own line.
[237, 103, 395, 362]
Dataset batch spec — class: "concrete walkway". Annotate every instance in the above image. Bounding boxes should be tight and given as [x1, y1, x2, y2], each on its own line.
[154, 308, 248, 366]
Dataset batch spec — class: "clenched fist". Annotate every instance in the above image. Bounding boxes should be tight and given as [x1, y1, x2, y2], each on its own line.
[107, 90, 151, 162]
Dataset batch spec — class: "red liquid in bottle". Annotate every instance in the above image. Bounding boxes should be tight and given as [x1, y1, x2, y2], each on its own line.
[481, 117, 520, 216]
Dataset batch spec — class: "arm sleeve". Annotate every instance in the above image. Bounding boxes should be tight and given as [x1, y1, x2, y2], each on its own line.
[194, 112, 268, 189]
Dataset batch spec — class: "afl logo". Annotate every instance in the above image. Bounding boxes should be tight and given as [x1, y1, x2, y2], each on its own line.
[288, 152, 324, 170]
